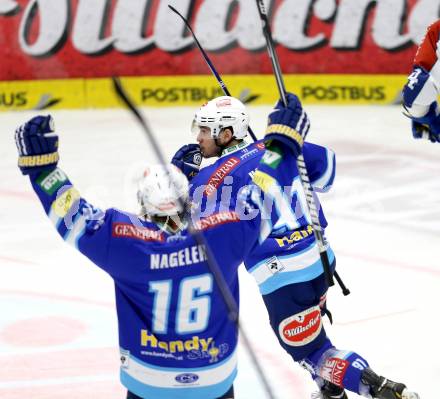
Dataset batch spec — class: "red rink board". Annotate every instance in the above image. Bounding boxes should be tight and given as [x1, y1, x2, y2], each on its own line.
[0, 0, 433, 80]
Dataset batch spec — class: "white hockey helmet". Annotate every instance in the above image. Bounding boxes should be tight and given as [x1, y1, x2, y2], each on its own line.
[192, 96, 250, 139]
[137, 164, 189, 217]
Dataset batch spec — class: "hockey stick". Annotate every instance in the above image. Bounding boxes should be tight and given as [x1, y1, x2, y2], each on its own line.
[169, 3, 349, 296]
[254, 0, 350, 295]
[112, 76, 277, 399]
[168, 5, 258, 141]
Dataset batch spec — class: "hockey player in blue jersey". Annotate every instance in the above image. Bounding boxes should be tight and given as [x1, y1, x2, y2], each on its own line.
[172, 95, 419, 399]
[14, 95, 325, 399]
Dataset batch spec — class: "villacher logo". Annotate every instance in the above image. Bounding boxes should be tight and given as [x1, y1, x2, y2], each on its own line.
[279, 306, 322, 346]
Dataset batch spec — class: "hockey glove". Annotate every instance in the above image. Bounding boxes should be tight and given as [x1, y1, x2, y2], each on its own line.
[15, 115, 59, 175]
[403, 102, 440, 143]
[171, 144, 202, 181]
[265, 93, 310, 158]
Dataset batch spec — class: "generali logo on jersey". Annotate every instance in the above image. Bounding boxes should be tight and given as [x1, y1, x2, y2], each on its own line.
[204, 157, 240, 196]
[112, 223, 164, 243]
[193, 211, 240, 231]
[278, 306, 322, 347]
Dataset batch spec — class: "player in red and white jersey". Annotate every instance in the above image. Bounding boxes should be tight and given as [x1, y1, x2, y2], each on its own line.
[403, 20, 440, 142]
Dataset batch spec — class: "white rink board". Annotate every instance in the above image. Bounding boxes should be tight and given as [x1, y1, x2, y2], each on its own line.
[0, 105, 438, 399]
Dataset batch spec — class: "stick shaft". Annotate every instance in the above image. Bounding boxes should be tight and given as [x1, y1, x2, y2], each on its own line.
[168, 5, 258, 141]
[170, 3, 349, 295]
[112, 76, 277, 398]
[254, 0, 335, 286]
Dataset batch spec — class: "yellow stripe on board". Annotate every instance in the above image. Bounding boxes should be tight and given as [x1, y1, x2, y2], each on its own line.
[0, 79, 85, 111]
[0, 74, 408, 111]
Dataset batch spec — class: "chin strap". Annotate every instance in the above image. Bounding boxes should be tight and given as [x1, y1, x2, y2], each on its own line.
[164, 215, 188, 234]
[150, 213, 188, 235]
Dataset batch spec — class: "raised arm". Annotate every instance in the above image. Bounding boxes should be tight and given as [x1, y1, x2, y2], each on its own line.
[220, 93, 312, 247]
[15, 115, 115, 271]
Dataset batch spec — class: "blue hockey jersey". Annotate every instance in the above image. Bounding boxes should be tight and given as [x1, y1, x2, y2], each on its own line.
[190, 140, 336, 295]
[27, 140, 301, 399]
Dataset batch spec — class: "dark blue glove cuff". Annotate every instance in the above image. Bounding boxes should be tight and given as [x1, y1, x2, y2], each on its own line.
[18, 152, 59, 175]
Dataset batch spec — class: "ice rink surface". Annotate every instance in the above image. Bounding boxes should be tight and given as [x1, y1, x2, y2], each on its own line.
[0, 105, 438, 399]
